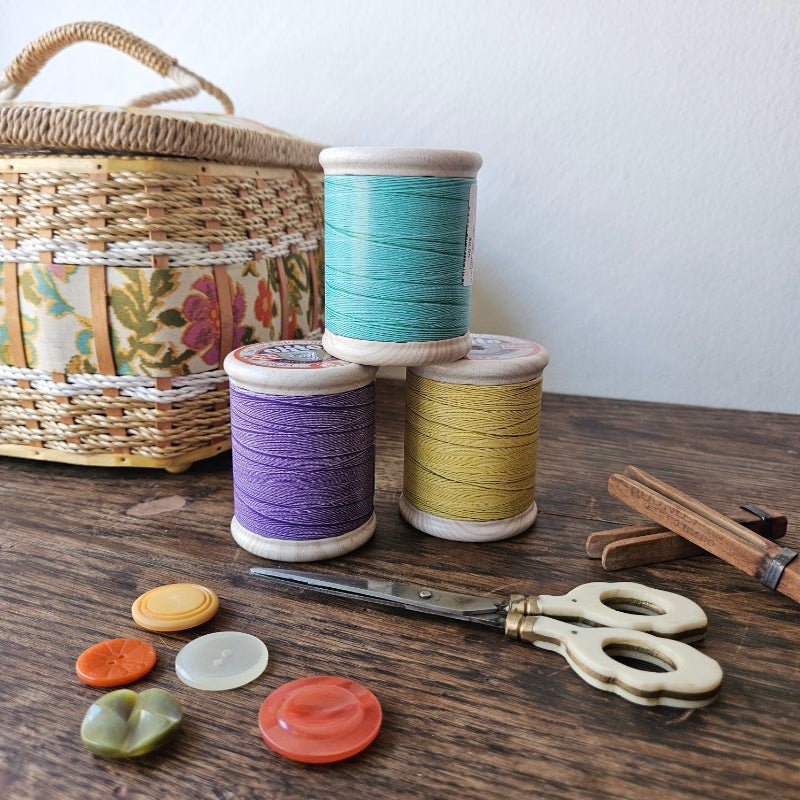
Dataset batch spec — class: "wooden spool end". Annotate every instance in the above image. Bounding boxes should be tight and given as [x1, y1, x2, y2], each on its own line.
[319, 146, 483, 178]
[408, 333, 549, 387]
[230, 514, 376, 562]
[223, 339, 377, 397]
[322, 329, 472, 368]
[399, 495, 538, 542]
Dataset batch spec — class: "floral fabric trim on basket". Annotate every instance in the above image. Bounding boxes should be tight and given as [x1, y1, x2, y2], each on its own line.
[0, 255, 321, 376]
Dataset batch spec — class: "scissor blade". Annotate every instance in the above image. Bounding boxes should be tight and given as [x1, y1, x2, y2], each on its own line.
[249, 567, 505, 627]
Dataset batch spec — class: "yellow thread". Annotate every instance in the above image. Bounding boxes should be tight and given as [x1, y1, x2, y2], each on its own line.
[403, 372, 543, 521]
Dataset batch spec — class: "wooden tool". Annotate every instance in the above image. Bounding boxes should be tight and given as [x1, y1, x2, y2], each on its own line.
[586, 505, 787, 570]
[608, 466, 800, 604]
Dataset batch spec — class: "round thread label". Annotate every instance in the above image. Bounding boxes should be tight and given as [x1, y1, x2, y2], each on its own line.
[232, 341, 344, 369]
[466, 334, 544, 360]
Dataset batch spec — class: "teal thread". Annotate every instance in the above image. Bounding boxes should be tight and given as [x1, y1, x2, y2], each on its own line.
[324, 175, 475, 342]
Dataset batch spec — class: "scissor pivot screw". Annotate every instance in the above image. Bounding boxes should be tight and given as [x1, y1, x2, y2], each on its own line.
[419, 590, 433, 599]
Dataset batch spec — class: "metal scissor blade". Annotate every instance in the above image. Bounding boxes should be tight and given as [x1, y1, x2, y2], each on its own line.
[249, 567, 506, 627]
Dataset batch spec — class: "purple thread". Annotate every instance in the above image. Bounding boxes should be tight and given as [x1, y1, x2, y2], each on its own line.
[230, 381, 375, 541]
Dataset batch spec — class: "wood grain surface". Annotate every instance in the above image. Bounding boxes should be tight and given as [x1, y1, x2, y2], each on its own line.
[0, 381, 797, 800]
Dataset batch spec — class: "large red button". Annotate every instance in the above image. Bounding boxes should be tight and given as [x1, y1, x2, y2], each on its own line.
[259, 676, 381, 763]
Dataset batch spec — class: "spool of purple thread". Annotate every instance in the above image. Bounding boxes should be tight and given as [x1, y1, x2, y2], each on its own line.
[223, 341, 378, 561]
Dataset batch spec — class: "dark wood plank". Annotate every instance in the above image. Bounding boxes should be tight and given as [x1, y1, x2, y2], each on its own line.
[0, 381, 797, 800]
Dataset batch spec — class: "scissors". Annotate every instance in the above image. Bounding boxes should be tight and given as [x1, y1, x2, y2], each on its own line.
[249, 567, 723, 708]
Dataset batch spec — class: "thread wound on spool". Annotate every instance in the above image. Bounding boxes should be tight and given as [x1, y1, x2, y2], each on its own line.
[403, 373, 543, 522]
[230, 381, 376, 540]
[224, 340, 378, 559]
[323, 174, 476, 343]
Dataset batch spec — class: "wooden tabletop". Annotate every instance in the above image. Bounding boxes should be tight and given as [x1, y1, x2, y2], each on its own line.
[1, 379, 797, 800]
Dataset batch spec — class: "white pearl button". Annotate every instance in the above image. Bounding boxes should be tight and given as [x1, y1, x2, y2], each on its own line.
[175, 631, 268, 690]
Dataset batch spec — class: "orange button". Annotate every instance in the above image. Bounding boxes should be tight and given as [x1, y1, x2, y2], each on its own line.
[76, 638, 157, 687]
[132, 583, 219, 631]
[259, 676, 381, 763]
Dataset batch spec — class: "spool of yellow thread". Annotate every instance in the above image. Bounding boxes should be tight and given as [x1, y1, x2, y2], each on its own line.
[400, 334, 549, 542]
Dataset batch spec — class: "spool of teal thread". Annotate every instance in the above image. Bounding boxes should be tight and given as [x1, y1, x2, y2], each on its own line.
[319, 147, 482, 367]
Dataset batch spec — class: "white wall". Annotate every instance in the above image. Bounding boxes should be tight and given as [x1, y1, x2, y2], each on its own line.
[3, 0, 798, 413]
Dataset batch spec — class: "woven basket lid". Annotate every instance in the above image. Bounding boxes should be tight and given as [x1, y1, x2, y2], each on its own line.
[0, 22, 324, 169]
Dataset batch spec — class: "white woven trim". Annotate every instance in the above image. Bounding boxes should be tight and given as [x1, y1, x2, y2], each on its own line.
[0, 364, 228, 402]
[0, 232, 320, 267]
[0, 71, 21, 101]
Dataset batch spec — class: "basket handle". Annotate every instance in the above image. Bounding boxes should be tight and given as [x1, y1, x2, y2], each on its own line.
[0, 21, 234, 113]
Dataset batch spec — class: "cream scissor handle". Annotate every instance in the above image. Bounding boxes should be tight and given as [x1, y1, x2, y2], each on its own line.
[505, 613, 723, 707]
[508, 582, 708, 642]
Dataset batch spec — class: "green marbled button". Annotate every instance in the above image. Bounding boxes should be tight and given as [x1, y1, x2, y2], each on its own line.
[80, 687, 183, 758]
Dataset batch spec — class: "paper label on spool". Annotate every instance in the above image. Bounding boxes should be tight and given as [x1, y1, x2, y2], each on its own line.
[225, 340, 378, 395]
[467, 334, 544, 360]
[232, 341, 344, 370]
[463, 183, 477, 286]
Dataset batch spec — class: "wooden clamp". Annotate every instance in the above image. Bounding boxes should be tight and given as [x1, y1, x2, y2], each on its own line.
[587, 504, 787, 570]
[606, 466, 799, 604]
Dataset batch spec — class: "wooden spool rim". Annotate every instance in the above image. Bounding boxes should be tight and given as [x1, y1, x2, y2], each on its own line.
[230, 513, 376, 562]
[399, 495, 538, 542]
[224, 340, 377, 396]
[319, 146, 482, 178]
[322, 330, 472, 368]
[409, 334, 549, 386]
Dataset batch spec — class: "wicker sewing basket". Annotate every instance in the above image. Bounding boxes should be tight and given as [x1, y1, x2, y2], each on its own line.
[0, 22, 325, 471]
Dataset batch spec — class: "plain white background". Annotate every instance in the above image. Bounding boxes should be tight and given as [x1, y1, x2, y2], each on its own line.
[2, 0, 798, 413]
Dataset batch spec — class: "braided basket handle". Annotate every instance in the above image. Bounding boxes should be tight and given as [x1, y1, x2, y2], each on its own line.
[0, 21, 234, 113]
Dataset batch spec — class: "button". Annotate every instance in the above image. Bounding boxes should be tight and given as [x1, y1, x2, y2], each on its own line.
[80, 687, 183, 758]
[76, 638, 157, 687]
[131, 583, 219, 631]
[259, 676, 382, 763]
[175, 631, 269, 691]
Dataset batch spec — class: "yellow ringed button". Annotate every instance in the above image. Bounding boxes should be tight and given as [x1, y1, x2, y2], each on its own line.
[132, 583, 219, 631]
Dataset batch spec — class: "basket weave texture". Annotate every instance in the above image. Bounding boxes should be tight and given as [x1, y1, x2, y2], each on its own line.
[0, 22, 325, 470]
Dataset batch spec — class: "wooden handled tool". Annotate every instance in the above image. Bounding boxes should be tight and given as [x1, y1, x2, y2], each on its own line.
[608, 466, 800, 604]
[586, 506, 787, 570]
